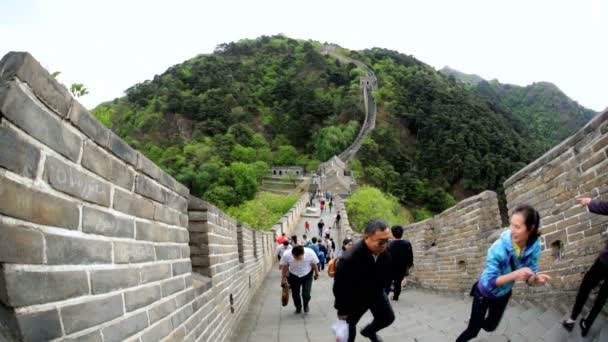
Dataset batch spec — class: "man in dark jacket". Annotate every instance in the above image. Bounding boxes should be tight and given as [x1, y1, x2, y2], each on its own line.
[333, 219, 395, 342]
[385, 225, 414, 301]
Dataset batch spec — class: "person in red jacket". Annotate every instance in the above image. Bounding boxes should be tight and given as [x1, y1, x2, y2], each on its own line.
[562, 198, 608, 337]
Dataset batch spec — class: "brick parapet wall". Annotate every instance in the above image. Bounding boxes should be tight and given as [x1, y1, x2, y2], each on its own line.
[503, 109, 608, 306]
[394, 109, 608, 309]
[0, 52, 193, 342]
[402, 191, 503, 293]
[186, 192, 310, 342]
[0, 51, 310, 342]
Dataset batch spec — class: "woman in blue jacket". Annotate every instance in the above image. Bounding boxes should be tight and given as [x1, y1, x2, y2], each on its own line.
[456, 204, 552, 342]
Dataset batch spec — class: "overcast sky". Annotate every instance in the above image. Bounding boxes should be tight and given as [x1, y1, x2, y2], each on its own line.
[1, 0, 606, 111]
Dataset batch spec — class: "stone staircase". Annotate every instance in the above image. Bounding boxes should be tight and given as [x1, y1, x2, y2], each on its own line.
[378, 289, 608, 342]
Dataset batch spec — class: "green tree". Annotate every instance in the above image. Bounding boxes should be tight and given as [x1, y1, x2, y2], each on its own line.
[274, 145, 299, 166]
[345, 186, 410, 232]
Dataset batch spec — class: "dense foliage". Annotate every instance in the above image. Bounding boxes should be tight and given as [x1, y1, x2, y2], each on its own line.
[345, 186, 411, 231]
[93, 35, 363, 209]
[441, 67, 596, 151]
[343, 48, 593, 215]
[226, 192, 298, 231]
[93, 36, 594, 220]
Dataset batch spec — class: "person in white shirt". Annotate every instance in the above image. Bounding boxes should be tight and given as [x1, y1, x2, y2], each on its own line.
[275, 240, 292, 261]
[280, 245, 320, 313]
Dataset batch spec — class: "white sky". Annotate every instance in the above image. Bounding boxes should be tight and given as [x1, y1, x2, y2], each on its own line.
[1, 0, 606, 111]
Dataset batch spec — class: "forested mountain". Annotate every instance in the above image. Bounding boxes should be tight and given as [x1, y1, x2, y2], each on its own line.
[440, 67, 596, 151]
[94, 36, 364, 208]
[93, 35, 594, 215]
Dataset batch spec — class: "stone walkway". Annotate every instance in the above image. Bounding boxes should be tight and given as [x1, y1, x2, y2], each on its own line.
[232, 198, 608, 342]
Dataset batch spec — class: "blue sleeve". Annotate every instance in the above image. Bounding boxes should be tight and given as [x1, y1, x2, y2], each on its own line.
[480, 241, 506, 290]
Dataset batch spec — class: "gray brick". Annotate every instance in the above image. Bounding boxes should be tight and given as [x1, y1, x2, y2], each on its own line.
[0, 52, 72, 117]
[45, 233, 112, 265]
[136, 221, 169, 242]
[113, 189, 155, 220]
[135, 175, 165, 203]
[136, 153, 162, 180]
[68, 101, 110, 147]
[173, 261, 192, 276]
[140, 263, 171, 283]
[175, 288, 195, 307]
[108, 131, 137, 166]
[180, 245, 191, 258]
[0, 124, 40, 178]
[166, 191, 188, 213]
[0, 268, 88, 307]
[161, 277, 185, 297]
[0, 222, 44, 264]
[0, 80, 81, 161]
[44, 156, 111, 206]
[101, 311, 148, 342]
[148, 298, 177, 323]
[0, 176, 80, 229]
[62, 330, 103, 342]
[166, 326, 186, 342]
[114, 241, 156, 264]
[61, 294, 124, 334]
[155, 245, 181, 260]
[124, 284, 161, 312]
[141, 318, 173, 342]
[168, 227, 189, 243]
[160, 172, 190, 198]
[82, 141, 134, 190]
[15, 308, 63, 341]
[171, 304, 193, 328]
[82, 206, 134, 238]
[154, 204, 182, 226]
[91, 268, 140, 294]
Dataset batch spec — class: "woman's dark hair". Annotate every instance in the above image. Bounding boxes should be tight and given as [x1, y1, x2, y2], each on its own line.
[512, 204, 541, 243]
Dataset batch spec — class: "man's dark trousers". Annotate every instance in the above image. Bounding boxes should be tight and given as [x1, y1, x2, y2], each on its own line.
[346, 292, 395, 341]
[288, 271, 313, 310]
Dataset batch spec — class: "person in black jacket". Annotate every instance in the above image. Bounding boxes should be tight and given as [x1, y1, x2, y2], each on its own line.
[385, 225, 414, 301]
[562, 198, 608, 337]
[333, 219, 395, 342]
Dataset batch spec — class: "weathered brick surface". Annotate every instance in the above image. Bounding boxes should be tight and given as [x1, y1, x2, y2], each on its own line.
[0, 176, 80, 229]
[68, 101, 110, 147]
[0, 124, 40, 178]
[113, 240, 155, 263]
[82, 206, 134, 238]
[45, 233, 112, 265]
[0, 221, 44, 264]
[44, 156, 111, 206]
[141, 263, 172, 284]
[0, 267, 88, 307]
[0, 52, 72, 117]
[135, 174, 165, 203]
[0, 80, 81, 161]
[15, 308, 63, 341]
[114, 188, 155, 220]
[82, 140, 135, 190]
[124, 284, 161, 312]
[100, 311, 148, 342]
[91, 267, 140, 294]
[108, 131, 138, 166]
[61, 295, 124, 334]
